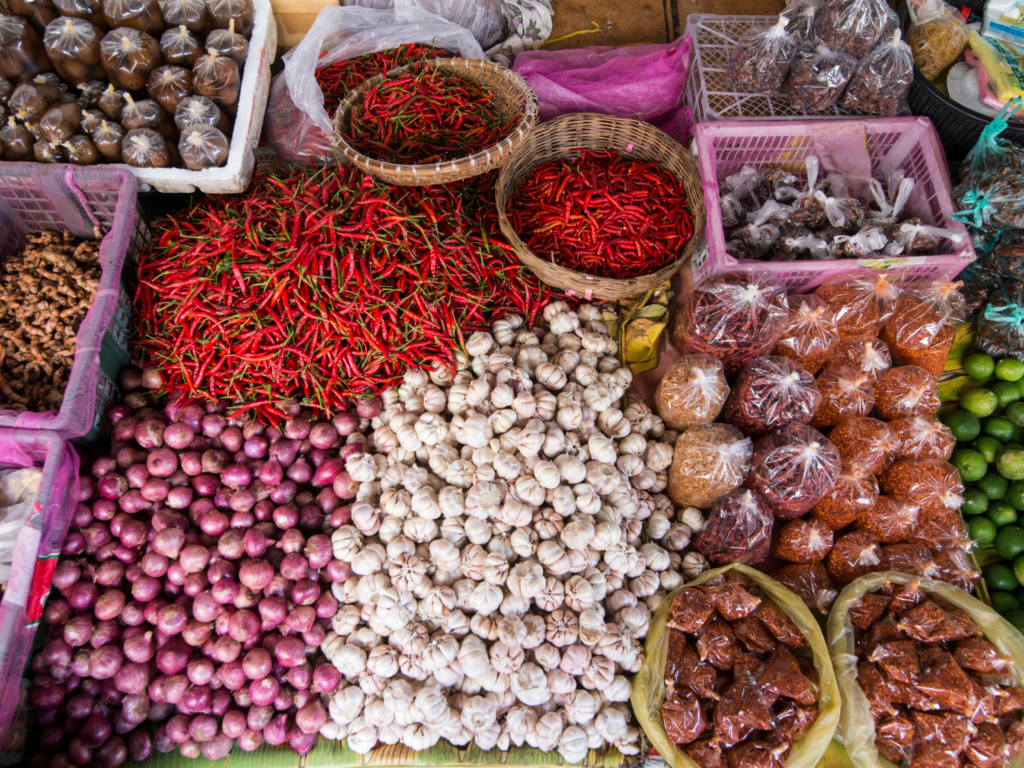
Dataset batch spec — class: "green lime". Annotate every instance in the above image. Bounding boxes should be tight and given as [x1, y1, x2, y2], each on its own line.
[1007, 402, 1024, 428]
[995, 381, 1024, 407]
[962, 388, 1000, 418]
[986, 562, 1019, 592]
[1012, 555, 1024, 587]
[998, 447, 1024, 480]
[1009, 482, 1024, 511]
[953, 447, 989, 482]
[992, 503, 1020, 529]
[966, 352, 996, 380]
[991, 591, 1023, 614]
[1016, 378, 1024, 399]
[997, 357, 1024, 382]
[975, 436, 1005, 463]
[985, 417, 1016, 442]
[962, 487, 991, 515]
[969, 516, 998, 545]
[979, 469, 1010, 500]
[1005, 610, 1024, 634]
[943, 409, 982, 441]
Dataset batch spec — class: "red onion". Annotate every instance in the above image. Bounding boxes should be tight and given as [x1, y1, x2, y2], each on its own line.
[97, 474, 128, 500]
[213, 635, 241, 663]
[244, 436, 268, 460]
[302, 622, 326, 647]
[238, 559, 273, 591]
[53, 562, 80, 591]
[227, 609, 259, 643]
[305, 534, 332, 569]
[275, 636, 305, 668]
[125, 464, 150, 489]
[311, 663, 341, 694]
[68, 737, 93, 767]
[329, 507, 351, 528]
[64, 616, 93, 647]
[43, 638, 73, 667]
[308, 422, 338, 450]
[186, 657, 215, 687]
[271, 505, 298, 530]
[178, 739, 200, 758]
[88, 646, 122, 679]
[228, 487, 256, 513]
[183, 571, 209, 597]
[291, 578, 320, 606]
[333, 411, 358, 436]
[130, 574, 160, 602]
[181, 684, 212, 715]
[246, 704, 273, 731]
[62, 532, 86, 556]
[262, 713, 288, 745]
[258, 458, 283, 487]
[71, 504, 93, 530]
[313, 592, 338, 619]
[177, 452, 201, 478]
[312, 457, 343, 486]
[258, 596, 286, 627]
[156, 637, 190, 675]
[200, 510, 229, 537]
[65, 580, 99, 611]
[127, 730, 152, 762]
[153, 725, 175, 754]
[94, 590, 125, 622]
[221, 464, 252, 489]
[355, 396, 381, 419]
[121, 693, 149, 724]
[141, 478, 170, 502]
[279, 552, 308, 581]
[296, 698, 327, 734]
[199, 732, 232, 761]
[65, 692, 94, 720]
[289, 726, 318, 755]
[248, 676, 279, 707]
[40, 725, 66, 752]
[215, 528, 244, 560]
[191, 473, 219, 497]
[268, 440, 299, 467]
[134, 419, 164, 450]
[91, 499, 117, 522]
[179, 544, 210, 573]
[182, 619, 213, 647]
[242, 648, 272, 680]
[219, 709, 246, 739]
[217, 661, 246, 691]
[92, 456, 119, 479]
[285, 606, 316, 635]
[114, 662, 149, 695]
[239, 729, 264, 751]
[268, 481, 297, 505]
[286, 459, 312, 485]
[285, 661, 312, 690]
[283, 418, 309, 441]
[166, 714, 191, 744]
[96, 560, 126, 588]
[201, 414, 225, 438]
[210, 577, 239, 605]
[339, 443, 367, 460]
[151, 528, 185, 558]
[123, 631, 154, 663]
[118, 519, 147, 548]
[121, 601, 146, 626]
[70, 650, 91, 678]
[332, 471, 358, 499]
[79, 711, 111, 746]
[140, 552, 169, 578]
[94, 736, 127, 768]
[143, 597, 168, 624]
[156, 604, 187, 635]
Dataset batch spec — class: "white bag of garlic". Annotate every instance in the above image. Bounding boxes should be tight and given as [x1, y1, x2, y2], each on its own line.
[322, 302, 709, 762]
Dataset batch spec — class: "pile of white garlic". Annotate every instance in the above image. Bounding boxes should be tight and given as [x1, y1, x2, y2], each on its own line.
[321, 302, 708, 762]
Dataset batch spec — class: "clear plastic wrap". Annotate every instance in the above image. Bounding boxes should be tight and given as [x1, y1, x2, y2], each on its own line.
[787, 40, 856, 113]
[953, 167, 1024, 229]
[879, 459, 964, 514]
[672, 272, 789, 377]
[147, 64, 192, 114]
[880, 278, 966, 377]
[773, 228, 830, 261]
[909, 506, 969, 551]
[888, 415, 954, 462]
[192, 47, 239, 113]
[874, 365, 940, 420]
[91, 117, 122, 161]
[810, 364, 876, 429]
[725, 164, 768, 209]
[173, 93, 229, 132]
[653, 354, 729, 431]
[8, 82, 51, 121]
[60, 134, 96, 164]
[206, 0, 253, 35]
[814, 273, 901, 341]
[122, 125, 170, 166]
[206, 18, 248, 65]
[97, 82, 124, 120]
[792, 156, 828, 228]
[812, 463, 879, 529]
[0, 115, 33, 159]
[908, 4, 968, 81]
[158, 0, 208, 34]
[727, 219, 781, 259]
[828, 337, 891, 385]
[772, 518, 835, 563]
[781, 0, 821, 42]
[100, 27, 162, 91]
[854, 496, 919, 543]
[102, 0, 164, 35]
[38, 101, 81, 141]
[8, 0, 58, 36]
[0, 15, 54, 82]
[977, 288, 1024, 361]
[42, 17, 105, 85]
[33, 136, 64, 162]
[839, 31, 914, 115]
[695, 489, 774, 565]
[889, 219, 962, 256]
[747, 423, 843, 519]
[178, 122, 227, 168]
[75, 79, 104, 106]
[828, 417, 899, 475]
[54, 0, 107, 29]
[160, 24, 201, 66]
[771, 562, 839, 613]
[668, 422, 752, 511]
[723, 356, 822, 436]
[826, 531, 882, 586]
[814, 0, 888, 57]
[830, 227, 888, 259]
[726, 17, 798, 95]
[122, 95, 175, 144]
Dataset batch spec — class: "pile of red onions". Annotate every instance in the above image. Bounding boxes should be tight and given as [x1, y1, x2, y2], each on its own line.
[29, 368, 373, 767]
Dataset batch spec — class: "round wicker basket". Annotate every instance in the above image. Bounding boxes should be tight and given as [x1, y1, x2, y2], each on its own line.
[495, 113, 706, 301]
[332, 58, 539, 187]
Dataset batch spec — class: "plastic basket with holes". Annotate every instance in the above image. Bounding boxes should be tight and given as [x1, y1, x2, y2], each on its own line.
[0, 165, 149, 442]
[691, 117, 976, 292]
[683, 13, 864, 123]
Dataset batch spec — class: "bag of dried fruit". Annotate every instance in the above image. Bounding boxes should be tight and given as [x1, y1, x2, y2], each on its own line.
[828, 572, 1024, 768]
[632, 563, 841, 768]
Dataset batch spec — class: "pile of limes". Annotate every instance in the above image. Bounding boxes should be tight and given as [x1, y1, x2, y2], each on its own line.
[949, 352, 1024, 630]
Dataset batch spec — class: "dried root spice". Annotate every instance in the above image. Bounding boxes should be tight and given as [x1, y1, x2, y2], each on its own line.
[0, 228, 101, 412]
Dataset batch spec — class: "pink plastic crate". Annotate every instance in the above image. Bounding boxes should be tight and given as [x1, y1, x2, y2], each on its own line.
[0, 165, 148, 441]
[691, 117, 976, 291]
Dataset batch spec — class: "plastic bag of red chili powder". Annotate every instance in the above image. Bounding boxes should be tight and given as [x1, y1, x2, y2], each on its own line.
[854, 496, 919, 543]
[810, 363, 876, 429]
[746, 423, 842, 519]
[812, 462, 879, 529]
[771, 562, 839, 613]
[875, 365, 940, 420]
[880, 277, 966, 377]
[671, 271, 789, 376]
[772, 294, 841, 374]
[814, 272, 901, 340]
[722, 356, 821, 437]
[771, 517, 835, 563]
[880, 459, 964, 514]
[830, 337, 892, 383]
[695, 488, 774, 566]
[889, 415, 955, 462]
[826, 530, 882, 586]
[828, 417, 899, 475]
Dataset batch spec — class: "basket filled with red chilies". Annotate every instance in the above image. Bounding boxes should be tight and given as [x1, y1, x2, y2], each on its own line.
[331, 57, 539, 186]
[495, 112, 706, 300]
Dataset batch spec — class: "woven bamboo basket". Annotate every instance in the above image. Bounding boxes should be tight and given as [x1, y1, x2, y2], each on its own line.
[496, 114, 706, 301]
[331, 58, 538, 186]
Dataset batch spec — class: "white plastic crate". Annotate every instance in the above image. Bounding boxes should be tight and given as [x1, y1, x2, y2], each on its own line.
[683, 13, 861, 124]
[129, 0, 277, 193]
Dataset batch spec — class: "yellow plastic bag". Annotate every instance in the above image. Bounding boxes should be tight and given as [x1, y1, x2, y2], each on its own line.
[968, 29, 1024, 103]
[826, 571, 1024, 768]
[631, 563, 841, 768]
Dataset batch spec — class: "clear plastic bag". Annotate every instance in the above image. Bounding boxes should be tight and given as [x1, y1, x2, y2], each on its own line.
[830, 227, 888, 259]
[725, 164, 769, 209]
[653, 353, 729, 431]
[42, 17, 105, 84]
[192, 47, 239, 113]
[102, 0, 164, 35]
[723, 356, 822, 436]
[772, 518, 835, 563]
[8, 82, 51, 121]
[668, 423, 753, 510]
[814, 272, 901, 341]
[881, 278, 965, 376]
[720, 192, 746, 228]
[97, 82, 125, 120]
[810, 364, 876, 429]
[63, 133, 98, 164]
[747, 423, 843, 519]
[839, 31, 915, 116]
[830, 337, 891, 384]
[773, 229, 830, 261]
[823, 194, 867, 234]
[890, 220, 964, 256]
[793, 156, 828, 228]
[160, 24, 201, 66]
[0, 116, 33, 159]
[54, 0, 107, 29]
[812, 463, 879, 529]
[342, 0, 505, 48]
[179, 122, 228, 168]
[954, 167, 1024, 229]
[781, 0, 821, 42]
[91, 117, 122, 161]
[826, 531, 883, 586]
[880, 459, 964, 514]
[207, 0, 253, 36]
[122, 125, 171, 166]
[727, 221, 780, 259]
[874, 365, 940, 420]
[147, 65, 192, 114]
[889, 415, 955, 462]
[787, 40, 856, 113]
[829, 417, 900, 475]
[0, 468, 40, 584]
[963, 99, 1024, 179]
[671, 271, 789, 376]
[695, 489, 775, 565]
[100, 27, 162, 91]
[38, 101, 81, 141]
[122, 94, 175, 144]
[814, 0, 888, 57]
[0, 14, 54, 82]
[33, 136, 64, 162]
[977, 288, 1024, 361]
[773, 294, 840, 374]
[205, 19, 248, 65]
[727, 17, 798, 95]
[8, 0, 58, 36]
[158, 0, 208, 34]
[173, 93, 230, 132]
[908, 4, 968, 81]
[771, 562, 839, 613]
[854, 496, 919, 543]
[75, 78, 104, 106]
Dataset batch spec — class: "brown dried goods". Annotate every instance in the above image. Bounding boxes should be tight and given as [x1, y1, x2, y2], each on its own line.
[909, 506, 969, 551]
[889, 579, 926, 615]
[897, 600, 952, 643]
[829, 416, 899, 474]
[965, 722, 1006, 768]
[665, 629, 689, 687]
[849, 593, 890, 630]
[912, 711, 975, 754]
[722, 356, 821, 436]
[654, 353, 730, 430]
[706, 582, 762, 621]
[714, 674, 777, 747]
[675, 643, 718, 698]
[754, 597, 808, 647]
[812, 463, 879, 529]
[880, 459, 964, 513]
[854, 496, 919, 543]
[758, 646, 818, 705]
[663, 688, 710, 745]
[725, 740, 784, 768]
[684, 739, 723, 768]
[869, 638, 920, 684]
[831, 336, 893, 383]
[890, 415, 955, 462]
[668, 423, 752, 510]
[668, 588, 715, 634]
[875, 711, 915, 763]
[773, 293, 840, 374]
[732, 615, 777, 654]
[917, 653, 978, 716]
[771, 562, 838, 613]
[875, 365, 941, 420]
[746, 423, 842, 519]
[826, 531, 882, 586]
[856, 661, 897, 717]
[771, 517, 834, 563]
[733, 651, 765, 679]
[695, 489, 774, 566]
[696, 615, 740, 671]
[775, 700, 818, 738]
[955, 638, 1011, 674]
[879, 543, 940, 579]
[810, 363, 876, 428]
[909, 742, 961, 768]
[814, 273, 900, 340]
[933, 547, 980, 592]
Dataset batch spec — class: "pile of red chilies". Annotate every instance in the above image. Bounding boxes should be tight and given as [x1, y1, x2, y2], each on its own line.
[135, 165, 552, 424]
[347, 69, 516, 164]
[509, 148, 695, 280]
[315, 43, 449, 119]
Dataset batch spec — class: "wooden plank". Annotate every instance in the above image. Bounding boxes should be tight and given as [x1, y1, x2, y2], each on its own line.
[270, 0, 334, 49]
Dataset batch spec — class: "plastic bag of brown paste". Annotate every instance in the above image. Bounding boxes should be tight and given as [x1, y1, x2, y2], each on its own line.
[42, 17, 105, 84]
[173, 93, 230, 133]
[147, 65, 192, 114]
[0, 15, 54, 82]
[54, 0, 107, 29]
[91, 118, 123, 161]
[158, 0, 208, 34]
[160, 24, 201, 66]
[122, 126, 171, 166]
[206, 0, 252, 35]
[100, 27, 162, 91]
[192, 47, 239, 113]
[205, 18, 247, 65]
[178, 122, 228, 169]
[103, 0, 164, 36]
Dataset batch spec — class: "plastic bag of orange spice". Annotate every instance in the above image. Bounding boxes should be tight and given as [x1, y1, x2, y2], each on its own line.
[812, 462, 879, 529]
[829, 417, 900, 475]
[810, 364, 876, 428]
[829, 337, 892, 383]
[880, 277, 966, 377]
[814, 272, 901, 340]
[632, 563, 841, 768]
[874, 365, 941, 421]
[772, 294, 840, 374]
